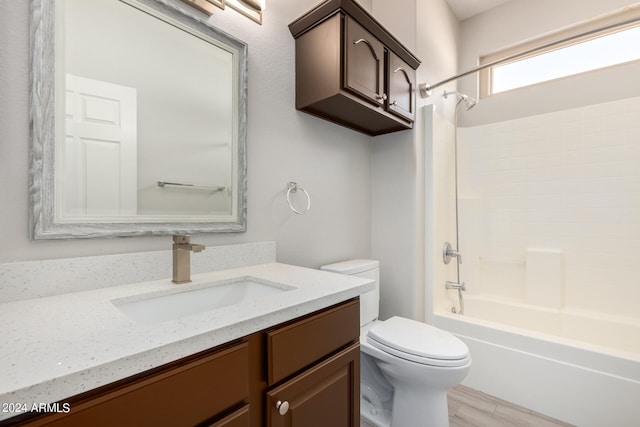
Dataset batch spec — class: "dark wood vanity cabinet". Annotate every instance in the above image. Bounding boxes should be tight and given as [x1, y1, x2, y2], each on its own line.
[266, 344, 359, 427]
[265, 299, 360, 427]
[14, 342, 251, 427]
[289, 0, 420, 136]
[8, 299, 360, 427]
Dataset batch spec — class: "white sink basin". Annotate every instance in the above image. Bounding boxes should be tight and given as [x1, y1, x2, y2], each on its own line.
[112, 276, 294, 324]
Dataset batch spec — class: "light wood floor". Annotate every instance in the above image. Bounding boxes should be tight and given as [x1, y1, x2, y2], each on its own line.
[448, 385, 575, 427]
[360, 385, 574, 427]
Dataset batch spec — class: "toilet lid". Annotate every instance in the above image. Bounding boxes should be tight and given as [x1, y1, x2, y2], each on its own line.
[367, 317, 469, 365]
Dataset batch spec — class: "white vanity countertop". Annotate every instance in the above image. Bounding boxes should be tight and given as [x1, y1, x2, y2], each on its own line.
[0, 262, 373, 420]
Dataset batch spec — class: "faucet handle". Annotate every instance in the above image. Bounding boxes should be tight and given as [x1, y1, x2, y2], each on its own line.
[173, 235, 190, 244]
[443, 242, 462, 265]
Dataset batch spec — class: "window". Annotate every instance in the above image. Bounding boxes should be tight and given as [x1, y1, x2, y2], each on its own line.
[479, 8, 640, 98]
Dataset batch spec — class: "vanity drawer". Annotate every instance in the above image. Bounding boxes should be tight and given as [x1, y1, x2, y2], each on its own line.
[32, 341, 249, 427]
[267, 299, 359, 385]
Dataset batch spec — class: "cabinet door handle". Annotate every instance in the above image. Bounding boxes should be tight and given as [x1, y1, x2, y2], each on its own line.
[393, 67, 412, 84]
[353, 38, 380, 61]
[276, 400, 290, 415]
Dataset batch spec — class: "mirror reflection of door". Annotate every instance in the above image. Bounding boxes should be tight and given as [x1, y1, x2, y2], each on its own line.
[61, 0, 235, 220]
[31, 0, 248, 238]
[62, 74, 137, 218]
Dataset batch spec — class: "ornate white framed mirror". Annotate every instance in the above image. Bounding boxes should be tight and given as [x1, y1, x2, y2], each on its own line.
[29, 0, 247, 239]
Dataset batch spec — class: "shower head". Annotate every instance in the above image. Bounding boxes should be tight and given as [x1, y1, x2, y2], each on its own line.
[443, 90, 478, 111]
[461, 95, 478, 111]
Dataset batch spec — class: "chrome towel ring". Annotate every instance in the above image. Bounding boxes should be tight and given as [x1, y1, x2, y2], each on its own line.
[286, 182, 311, 215]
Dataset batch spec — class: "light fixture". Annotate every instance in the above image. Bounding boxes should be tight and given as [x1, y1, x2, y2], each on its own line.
[180, 0, 221, 16]
[238, 0, 264, 10]
[226, 0, 265, 24]
[180, 0, 265, 24]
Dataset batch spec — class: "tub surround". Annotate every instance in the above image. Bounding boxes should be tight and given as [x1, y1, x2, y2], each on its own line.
[0, 242, 374, 422]
[426, 96, 640, 426]
[455, 96, 640, 320]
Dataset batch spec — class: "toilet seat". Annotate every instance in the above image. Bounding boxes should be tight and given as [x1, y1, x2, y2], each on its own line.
[367, 317, 470, 367]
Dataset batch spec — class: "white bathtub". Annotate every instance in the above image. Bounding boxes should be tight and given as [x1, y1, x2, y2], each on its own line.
[434, 295, 640, 427]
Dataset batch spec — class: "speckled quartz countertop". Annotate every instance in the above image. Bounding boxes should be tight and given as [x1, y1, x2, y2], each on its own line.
[0, 262, 373, 421]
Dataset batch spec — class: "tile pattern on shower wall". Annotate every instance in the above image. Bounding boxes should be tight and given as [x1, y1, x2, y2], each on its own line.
[457, 96, 640, 319]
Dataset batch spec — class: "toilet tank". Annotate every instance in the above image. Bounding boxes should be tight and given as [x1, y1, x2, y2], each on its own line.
[321, 259, 379, 327]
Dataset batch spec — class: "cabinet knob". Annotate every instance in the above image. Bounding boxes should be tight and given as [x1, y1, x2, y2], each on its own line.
[391, 100, 398, 106]
[376, 93, 388, 101]
[276, 400, 290, 415]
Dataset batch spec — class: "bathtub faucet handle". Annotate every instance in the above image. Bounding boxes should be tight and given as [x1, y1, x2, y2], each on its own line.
[443, 242, 462, 265]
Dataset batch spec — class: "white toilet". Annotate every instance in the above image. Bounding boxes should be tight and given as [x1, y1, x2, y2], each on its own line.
[321, 260, 471, 427]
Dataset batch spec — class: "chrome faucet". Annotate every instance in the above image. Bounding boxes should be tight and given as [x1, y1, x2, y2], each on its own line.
[172, 235, 205, 284]
[445, 281, 466, 291]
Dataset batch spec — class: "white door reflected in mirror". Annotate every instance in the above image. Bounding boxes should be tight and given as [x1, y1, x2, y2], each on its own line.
[61, 0, 235, 221]
[29, 0, 248, 238]
[62, 74, 138, 220]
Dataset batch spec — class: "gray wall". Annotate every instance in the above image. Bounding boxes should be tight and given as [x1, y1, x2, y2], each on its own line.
[1, 0, 465, 326]
[371, 0, 460, 321]
[0, 0, 373, 267]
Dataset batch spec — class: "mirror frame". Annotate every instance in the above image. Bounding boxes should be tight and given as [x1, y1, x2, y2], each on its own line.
[29, 0, 248, 239]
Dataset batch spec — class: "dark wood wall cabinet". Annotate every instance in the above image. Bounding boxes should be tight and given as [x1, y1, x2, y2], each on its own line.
[5, 299, 360, 427]
[289, 0, 421, 136]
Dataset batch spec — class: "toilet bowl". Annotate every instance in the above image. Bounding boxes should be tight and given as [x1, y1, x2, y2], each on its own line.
[321, 260, 470, 427]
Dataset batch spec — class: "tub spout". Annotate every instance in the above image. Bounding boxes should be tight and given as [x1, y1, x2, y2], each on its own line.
[445, 281, 466, 291]
[446, 281, 465, 315]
